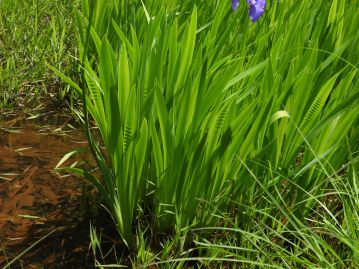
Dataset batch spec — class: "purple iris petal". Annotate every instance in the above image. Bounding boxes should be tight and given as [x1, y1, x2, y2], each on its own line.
[232, 0, 239, 11]
[247, 0, 266, 22]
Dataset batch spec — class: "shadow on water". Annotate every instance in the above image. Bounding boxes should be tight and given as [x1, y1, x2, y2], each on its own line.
[0, 112, 98, 268]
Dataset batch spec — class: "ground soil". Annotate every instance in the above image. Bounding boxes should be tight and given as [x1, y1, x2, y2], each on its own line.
[0, 111, 97, 268]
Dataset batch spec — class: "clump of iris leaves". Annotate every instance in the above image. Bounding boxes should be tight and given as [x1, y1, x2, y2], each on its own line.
[52, 0, 359, 268]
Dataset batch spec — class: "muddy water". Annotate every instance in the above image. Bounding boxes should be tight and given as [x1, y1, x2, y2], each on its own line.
[0, 114, 95, 268]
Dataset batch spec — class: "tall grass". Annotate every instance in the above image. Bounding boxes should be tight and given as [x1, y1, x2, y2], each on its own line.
[54, 0, 359, 263]
[188, 156, 359, 268]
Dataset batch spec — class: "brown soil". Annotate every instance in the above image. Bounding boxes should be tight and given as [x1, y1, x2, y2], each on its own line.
[0, 112, 96, 268]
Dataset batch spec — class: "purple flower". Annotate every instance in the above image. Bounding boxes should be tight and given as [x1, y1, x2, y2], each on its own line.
[232, 0, 239, 11]
[247, 0, 266, 22]
[232, 0, 266, 22]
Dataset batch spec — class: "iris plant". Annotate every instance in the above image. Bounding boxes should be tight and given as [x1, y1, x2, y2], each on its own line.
[232, 0, 266, 22]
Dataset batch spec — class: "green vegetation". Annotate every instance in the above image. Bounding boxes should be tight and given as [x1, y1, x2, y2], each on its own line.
[3, 0, 359, 267]
[0, 0, 76, 109]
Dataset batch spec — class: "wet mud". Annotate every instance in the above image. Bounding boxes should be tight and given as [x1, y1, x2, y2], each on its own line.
[0, 113, 95, 268]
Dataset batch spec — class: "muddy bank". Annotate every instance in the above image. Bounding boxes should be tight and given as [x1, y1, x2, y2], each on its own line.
[0, 113, 95, 268]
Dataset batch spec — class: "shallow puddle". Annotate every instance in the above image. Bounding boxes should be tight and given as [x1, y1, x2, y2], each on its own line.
[0, 113, 95, 268]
